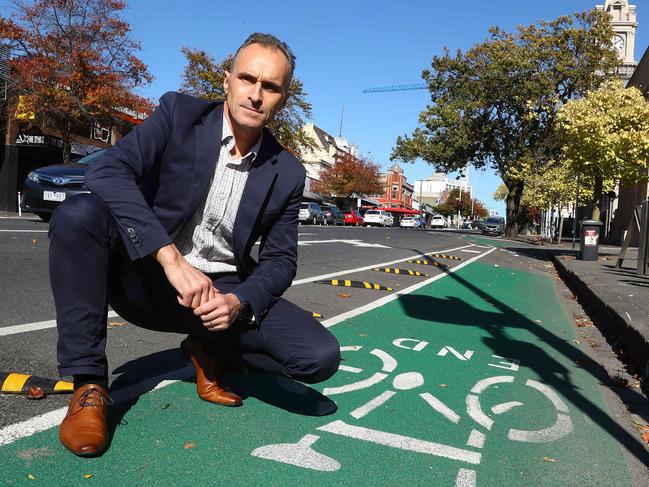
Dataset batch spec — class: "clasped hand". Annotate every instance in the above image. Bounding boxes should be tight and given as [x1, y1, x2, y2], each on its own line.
[155, 244, 240, 331]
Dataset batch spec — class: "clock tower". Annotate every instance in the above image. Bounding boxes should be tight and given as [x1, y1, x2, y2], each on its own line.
[596, 0, 638, 84]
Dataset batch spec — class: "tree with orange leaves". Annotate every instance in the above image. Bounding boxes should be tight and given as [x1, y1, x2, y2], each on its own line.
[315, 152, 383, 198]
[0, 0, 153, 163]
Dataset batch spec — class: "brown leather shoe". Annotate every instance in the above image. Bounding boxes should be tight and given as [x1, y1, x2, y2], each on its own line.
[181, 337, 243, 407]
[59, 384, 111, 456]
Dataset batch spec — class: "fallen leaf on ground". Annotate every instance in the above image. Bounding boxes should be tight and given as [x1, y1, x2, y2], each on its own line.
[31, 239, 37, 245]
[642, 432, 649, 445]
[611, 377, 628, 388]
[535, 320, 542, 324]
[84, 474, 93, 479]
[358, 333, 368, 337]
[337, 293, 352, 299]
[438, 384, 447, 388]
[27, 474, 35, 480]
[161, 403, 171, 410]
[576, 319, 593, 327]
[183, 442, 196, 450]
[571, 340, 581, 344]
[26, 386, 45, 400]
[543, 456, 556, 462]
[108, 321, 127, 328]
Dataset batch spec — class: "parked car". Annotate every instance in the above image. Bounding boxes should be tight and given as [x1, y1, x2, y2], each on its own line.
[482, 216, 505, 235]
[400, 216, 426, 229]
[299, 202, 325, 225]
[20, 148, 108, 222]
[343, 209, 364, 226]
[472, 219, 486, 230]
[364, 210, 394, 227]
[430, 215, 446, 228]
[320, 204, 345, 225]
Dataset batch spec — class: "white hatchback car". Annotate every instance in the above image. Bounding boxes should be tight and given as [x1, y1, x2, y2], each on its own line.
[364, 210, 394, 227]
[430, 215, 446, 228]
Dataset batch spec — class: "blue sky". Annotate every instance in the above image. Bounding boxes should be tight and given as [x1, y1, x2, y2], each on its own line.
[38, 1, 649, 214]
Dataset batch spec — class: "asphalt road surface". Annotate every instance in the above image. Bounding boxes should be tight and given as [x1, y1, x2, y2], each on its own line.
[1, 216, 648, 486]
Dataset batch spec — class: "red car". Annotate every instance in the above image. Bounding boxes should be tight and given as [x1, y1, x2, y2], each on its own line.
[343, 210, 364, 226]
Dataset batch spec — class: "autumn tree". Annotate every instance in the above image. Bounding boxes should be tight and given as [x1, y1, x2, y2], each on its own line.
[391, 9, 619, 237]
[180, 47, 315, 158]
[315, 152, 383, 197]
[0, 0, 153, 163]
[556, 80, 649, 220]
[433, 187, 487, 219]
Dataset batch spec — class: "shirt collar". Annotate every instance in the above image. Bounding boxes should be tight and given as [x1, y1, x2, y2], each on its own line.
[221, 112, 263, 165]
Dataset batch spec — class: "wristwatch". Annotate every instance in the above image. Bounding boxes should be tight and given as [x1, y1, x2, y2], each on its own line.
[238, 300, 254, 324]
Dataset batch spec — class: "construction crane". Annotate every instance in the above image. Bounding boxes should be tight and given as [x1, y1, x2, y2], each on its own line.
[362, 82, 427, 93]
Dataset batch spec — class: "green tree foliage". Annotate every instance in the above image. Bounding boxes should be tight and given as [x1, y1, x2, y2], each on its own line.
[556, 80, 649, 220]
[180, 47, 315, 158]
[391, 9, 619, 237]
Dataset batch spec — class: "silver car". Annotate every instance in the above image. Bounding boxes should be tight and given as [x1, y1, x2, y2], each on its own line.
[299, 202, 325, 225]
[482, 216, 505, 235]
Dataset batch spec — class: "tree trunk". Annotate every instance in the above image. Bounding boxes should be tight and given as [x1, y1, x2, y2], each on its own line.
[590, 175, 603, 221]
[62, 121, 72, 164]
[504, 180, 524, 238]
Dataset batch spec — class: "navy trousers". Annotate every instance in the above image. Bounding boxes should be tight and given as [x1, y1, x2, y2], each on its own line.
[49, 194, 340, 384]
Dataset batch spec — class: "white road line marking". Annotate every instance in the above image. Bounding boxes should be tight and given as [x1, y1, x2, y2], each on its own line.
[466, 430, 485, 449]
[322, 372, 388, 396]
[491, 401, 523, 415]
[0, 311, 119, 337]
[0, 229, 49, 233]
[317, 420, 482, 465]
[338, 365, 363, 374]
[420, 392, 461, 424]
[455, 468, 477, 487]
[0, 365, 192, 446]
[350, 390, 396, 419]
[292, 244, 475, 285]
[459, 249, 481, 254]
[322, 248, 496, 328]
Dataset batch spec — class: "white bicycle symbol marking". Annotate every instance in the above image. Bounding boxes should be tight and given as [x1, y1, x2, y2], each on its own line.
[251, 346, 573, 486]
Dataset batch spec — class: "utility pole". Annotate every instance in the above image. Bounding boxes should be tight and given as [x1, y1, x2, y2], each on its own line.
[338, 106, 344, 137]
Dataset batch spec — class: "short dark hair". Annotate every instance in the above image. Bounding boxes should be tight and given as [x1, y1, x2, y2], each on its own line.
[231, 33, 295, 83]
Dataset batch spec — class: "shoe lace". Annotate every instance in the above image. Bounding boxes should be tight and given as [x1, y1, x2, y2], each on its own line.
[78, 387, 113, 408]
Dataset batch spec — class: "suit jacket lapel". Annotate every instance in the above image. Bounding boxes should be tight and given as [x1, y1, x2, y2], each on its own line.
[185, 106, 223, 232]
[233, 133, 279, 265]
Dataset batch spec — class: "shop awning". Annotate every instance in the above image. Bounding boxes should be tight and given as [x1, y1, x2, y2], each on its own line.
[378, 207, 420, 215]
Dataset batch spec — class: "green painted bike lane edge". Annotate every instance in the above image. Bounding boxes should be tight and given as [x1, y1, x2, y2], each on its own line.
[0, 261, 632, 486]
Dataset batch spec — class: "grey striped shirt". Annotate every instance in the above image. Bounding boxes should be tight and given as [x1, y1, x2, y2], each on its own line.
[174, 113, 262, 273]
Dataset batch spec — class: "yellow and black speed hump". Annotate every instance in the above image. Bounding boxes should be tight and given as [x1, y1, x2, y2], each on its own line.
[373, 268, 429, 277]
[315, 279, 393, 291]
[0, 372, 73, 395]
[426, 253, 462, 261]
[407, 259, 449, 268]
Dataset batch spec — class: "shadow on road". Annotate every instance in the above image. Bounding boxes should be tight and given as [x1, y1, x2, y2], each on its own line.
[396, 258, 649, 467]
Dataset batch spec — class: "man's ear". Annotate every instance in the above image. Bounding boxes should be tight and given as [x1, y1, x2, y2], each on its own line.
[279, 91, 290, 111]
[223, 70, 230, 95]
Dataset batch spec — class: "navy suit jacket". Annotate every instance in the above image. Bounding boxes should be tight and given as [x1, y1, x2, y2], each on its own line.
[85, 91, 306, 322]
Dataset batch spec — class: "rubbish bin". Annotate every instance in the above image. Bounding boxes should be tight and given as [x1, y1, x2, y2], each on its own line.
[579, 220, 603, 261]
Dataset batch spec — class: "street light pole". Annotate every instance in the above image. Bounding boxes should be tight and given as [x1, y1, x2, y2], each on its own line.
[457, 186, 463, 229]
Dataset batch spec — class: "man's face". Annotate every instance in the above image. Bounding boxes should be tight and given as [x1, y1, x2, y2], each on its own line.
[223, 44, 291, 133]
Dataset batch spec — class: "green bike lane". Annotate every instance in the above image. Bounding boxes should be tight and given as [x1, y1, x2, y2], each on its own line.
[0, 253, 634, 486]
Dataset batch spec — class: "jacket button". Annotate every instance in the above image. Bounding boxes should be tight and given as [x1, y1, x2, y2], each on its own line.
[127, 227, 136, 237]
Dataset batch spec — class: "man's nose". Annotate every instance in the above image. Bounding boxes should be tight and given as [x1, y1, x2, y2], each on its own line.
[250, 82, 262, 103]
